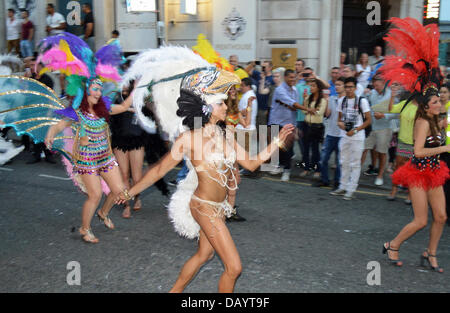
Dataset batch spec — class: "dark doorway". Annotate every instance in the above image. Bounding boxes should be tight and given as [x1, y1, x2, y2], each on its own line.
[342, 0, 390, 64]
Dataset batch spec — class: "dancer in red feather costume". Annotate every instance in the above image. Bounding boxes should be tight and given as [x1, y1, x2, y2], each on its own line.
[380, 18, 448, 273]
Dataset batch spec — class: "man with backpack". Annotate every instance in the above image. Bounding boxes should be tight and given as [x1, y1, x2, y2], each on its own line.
[331, 77, 372, 200]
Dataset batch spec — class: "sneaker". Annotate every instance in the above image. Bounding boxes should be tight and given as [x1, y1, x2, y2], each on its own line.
[374, 177, 384, 186]
[343, 192, 354, 200]
[269, 166, 283, 175]
[59, 91, 67, 99]
[281, 171, 290, 182]
[404, 199, 412, 205]
[330, 188, 346, 196]
[313, 172, 321, 179]
[312, 181, 329, 188]
[364, 168, 377, 176]
[300, 170, 309, 177]
[386, 195, 396, 201]
[168, 180, 177, 187]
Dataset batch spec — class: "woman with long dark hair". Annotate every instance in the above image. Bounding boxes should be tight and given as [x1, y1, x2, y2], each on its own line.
[116, 66, 294, 292]
[384, 88, 449, 271]
[300, 78, 327, 177]
[380, 18, 448, 272]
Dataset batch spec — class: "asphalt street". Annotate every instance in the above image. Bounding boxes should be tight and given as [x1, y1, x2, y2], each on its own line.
[1, 151, 449, 293]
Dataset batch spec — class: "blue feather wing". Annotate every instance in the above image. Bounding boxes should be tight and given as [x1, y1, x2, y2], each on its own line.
[0, 75, 76, 161]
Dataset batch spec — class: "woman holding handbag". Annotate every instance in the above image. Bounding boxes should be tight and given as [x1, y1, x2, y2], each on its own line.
[300, 79, 327, 178]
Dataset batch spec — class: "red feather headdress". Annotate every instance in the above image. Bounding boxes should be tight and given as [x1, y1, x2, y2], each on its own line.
[380, 17, 442, 98]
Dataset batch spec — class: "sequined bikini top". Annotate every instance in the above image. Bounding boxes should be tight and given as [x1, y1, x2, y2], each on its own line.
[411, 133, 445, 170]
[193, 124, 238, 190]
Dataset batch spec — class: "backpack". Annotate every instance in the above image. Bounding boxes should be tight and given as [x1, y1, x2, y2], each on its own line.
[341, 96, 372, 138]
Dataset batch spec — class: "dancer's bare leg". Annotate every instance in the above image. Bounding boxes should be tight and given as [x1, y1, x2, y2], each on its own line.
[114, 149, 132, 217]
[389, 187, 429, 260]
[98, 165, 127, 218]
[170, 229, 215, 293]
[170, 201, 242, 293]
[79, 173, 103, 242]
[129, 148, 145, 210]
[426, 186, 447, 268]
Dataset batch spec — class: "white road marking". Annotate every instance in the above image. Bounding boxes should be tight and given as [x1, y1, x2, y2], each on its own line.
[38, 174, 71, 181]
[0, 167, 13, 171]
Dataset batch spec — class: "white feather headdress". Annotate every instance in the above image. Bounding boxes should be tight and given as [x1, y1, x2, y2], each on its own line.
[121, 46, 211, 141]
[0, 54, 23, 75]
[121, 46, 239, 141]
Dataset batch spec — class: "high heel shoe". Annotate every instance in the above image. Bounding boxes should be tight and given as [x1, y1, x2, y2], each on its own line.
[420, 251, 444, 273]
[79, 227, 99, 244]
[382, 242, 403, 266]
[97, 210, 115, 229]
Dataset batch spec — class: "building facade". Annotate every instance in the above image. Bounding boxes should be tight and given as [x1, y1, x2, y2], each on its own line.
[1, 0, 425, 78]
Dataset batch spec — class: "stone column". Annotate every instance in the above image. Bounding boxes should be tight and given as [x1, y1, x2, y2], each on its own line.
[318, 0, 343, 80]
[0, 0, 5, 53]
[93, 0, 114, 50]
[400, 0, 424, 22]
[319, 0, 332, 79]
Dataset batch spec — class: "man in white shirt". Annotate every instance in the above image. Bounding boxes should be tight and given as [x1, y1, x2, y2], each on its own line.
[331, 77, 371, 200]
[341, 65, 364, 97]
[6, 9, 20, 55]
[46, 4, 66, 36]
[46, 4, 67, 99]
[237, 77, 258, 155]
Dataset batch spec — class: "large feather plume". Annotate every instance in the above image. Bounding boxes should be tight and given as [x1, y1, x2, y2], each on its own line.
[0, 54, 22, 75]
[380, 17, 441, 92]
[192, 34, 234, 72]
[121, 46, 211, 141]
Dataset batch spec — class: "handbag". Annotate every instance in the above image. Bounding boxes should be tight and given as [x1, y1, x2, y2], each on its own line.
[306, 123, 325, 142]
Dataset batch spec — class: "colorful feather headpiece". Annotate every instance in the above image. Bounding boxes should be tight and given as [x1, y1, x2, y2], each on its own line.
[192, 34, 234, 72]
[37, 32, 123, 109]
[380, 17, 443, 104]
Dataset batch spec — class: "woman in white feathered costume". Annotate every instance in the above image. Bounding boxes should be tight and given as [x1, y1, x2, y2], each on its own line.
[117, 46, 294, 293]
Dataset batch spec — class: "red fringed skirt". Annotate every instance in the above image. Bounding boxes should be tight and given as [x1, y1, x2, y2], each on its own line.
[391, 161, 450, 190]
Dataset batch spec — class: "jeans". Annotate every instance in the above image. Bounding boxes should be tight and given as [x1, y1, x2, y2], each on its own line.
[296, 121, 306, 162]
[320, 135, 341, 184]
[176, 160, 189, 183]
[20, 40, 33, 58]
[301, 122, 321, 171]
[339, 137, 364, 194]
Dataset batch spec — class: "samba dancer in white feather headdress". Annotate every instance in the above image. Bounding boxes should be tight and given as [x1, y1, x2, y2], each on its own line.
[118, 46, 294, 292]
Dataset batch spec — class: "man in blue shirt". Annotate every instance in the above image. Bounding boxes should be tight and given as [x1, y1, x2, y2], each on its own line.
[269, 69, 315, 181]
[295, 74, 310, 168]
[328, 67, 340, 97]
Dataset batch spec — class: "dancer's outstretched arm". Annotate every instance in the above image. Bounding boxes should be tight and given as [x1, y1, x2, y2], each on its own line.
[234, 124, 295, 172]
[45, 119, 73, 150]
[115, 133, 187, 204]
[109, 92, 134, 115]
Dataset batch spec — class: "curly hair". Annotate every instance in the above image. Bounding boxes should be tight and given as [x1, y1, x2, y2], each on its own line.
[79, 92, 110, 122]
[176, 90, 211, 130]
